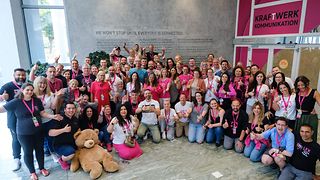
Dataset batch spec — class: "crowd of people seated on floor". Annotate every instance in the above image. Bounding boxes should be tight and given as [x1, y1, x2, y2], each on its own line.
[0, 43, 319, 180]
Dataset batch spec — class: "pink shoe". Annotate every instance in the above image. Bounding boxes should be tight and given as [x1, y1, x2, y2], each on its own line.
[106, 143, 112, 152]
[58, 158, 70, 170]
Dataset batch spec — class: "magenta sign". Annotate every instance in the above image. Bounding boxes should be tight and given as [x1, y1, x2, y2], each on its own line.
[252, 1, 302, 35]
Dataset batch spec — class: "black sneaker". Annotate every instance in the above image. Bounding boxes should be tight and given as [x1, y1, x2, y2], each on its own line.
[137, 137, 143, 144]
[215, 142, 221, 147]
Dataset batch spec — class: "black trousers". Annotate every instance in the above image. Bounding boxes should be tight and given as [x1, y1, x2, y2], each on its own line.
[17, 132, 44, 173]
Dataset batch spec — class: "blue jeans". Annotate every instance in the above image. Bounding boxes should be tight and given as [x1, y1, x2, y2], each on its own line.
[42, 120, 55, 153]
[278, 164, 313, 180]
[206, 127, 223, 144]
[188, 123, 205, 143]
[54, 145, 76, 157]
[243, 141, 267, 162]
[98, 125, 112, 144]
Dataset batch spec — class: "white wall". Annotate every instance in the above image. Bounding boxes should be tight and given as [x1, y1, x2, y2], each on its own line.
[0, 0, 22, 85]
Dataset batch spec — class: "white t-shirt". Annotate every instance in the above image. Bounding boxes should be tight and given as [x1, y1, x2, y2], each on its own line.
[268, 77, 294, 89]
[138, 99, 160, 125]
[38, 94, 54, 123]
[174, 101, 193, 123]
[204, 76, 220, 102]
[106, 74, 122, 92]
[275, 94, 296, 120]
[112, 117, 135, 144]
[126, 82, 142, 94]
[159, 108, 177, 126]
[248, 84, 269, 105]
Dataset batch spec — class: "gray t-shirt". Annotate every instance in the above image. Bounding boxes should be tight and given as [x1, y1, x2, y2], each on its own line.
[138, 99, 160, 125]
[189, 103, 208, 125]
[175, 101, 193, 123]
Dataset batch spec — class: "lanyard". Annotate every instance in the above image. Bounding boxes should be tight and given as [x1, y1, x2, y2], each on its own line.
[12, 81, 22, 91]
[72, 70, 78, 79]
[255, 85, 262, 98]
[129, 82, 135, 92]
[83, 75, 91, 85]
[282, 95, 291, 111]
[236, 77, 243, 89]
[88, 122, 93, 129]
[276, 131, 285, 148]
[250, 122, 256, 131]
[210, 109, 218, 123]
[195, 105, 203, 114]
[41, 94, 46, 106]
[22, 98, 34, 116]
[298, 93, 307, 109]
[207, 78, 213, 89]
[99, 82, 105, 94]
[232, 112, 239, 128]
[165, 109, 170, 125]
[110, 75, 116, 85]
[123, 119, 132, 136]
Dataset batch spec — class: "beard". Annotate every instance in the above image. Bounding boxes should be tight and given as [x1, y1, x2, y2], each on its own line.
[15, 78, 26, 85]
[232, 108, 239, 113]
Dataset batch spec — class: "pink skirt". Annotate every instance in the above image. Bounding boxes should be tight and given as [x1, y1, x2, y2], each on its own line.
[113, 141, 143, 160]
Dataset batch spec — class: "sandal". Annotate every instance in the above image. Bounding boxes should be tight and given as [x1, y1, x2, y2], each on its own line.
[40, 169, 50, 177]
[30, 173, 38, 180]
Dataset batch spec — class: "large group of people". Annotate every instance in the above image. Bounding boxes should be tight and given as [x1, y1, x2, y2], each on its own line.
[0, 43, 319, 180]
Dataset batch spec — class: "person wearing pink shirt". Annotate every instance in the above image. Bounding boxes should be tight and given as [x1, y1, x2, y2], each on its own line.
[143, 72, 162, 102]
[159, 68, 171, 108]
[90, 71, 111, 112]
[215, 72, 236, 110]
[179, 66, 193, 100]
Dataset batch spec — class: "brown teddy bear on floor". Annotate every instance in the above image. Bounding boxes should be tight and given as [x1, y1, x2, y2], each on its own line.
[70, 129, 119, 179]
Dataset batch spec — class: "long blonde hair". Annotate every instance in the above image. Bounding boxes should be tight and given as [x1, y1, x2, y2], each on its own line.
[249, 101, 264, 125]
[33, 76, 52, 96]
[95, 71, 106, 82]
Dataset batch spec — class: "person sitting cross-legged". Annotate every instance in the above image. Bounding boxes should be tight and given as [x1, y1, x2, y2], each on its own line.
[254, 117, 294, 171]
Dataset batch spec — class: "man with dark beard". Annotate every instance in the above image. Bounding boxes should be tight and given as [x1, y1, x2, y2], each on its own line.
[0, 68, 26, 171]
[222, 99, 248, 153]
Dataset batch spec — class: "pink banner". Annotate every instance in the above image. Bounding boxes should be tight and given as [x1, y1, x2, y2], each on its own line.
[251, 48, 268, 69]
[303, 0, 320, 33]
[237, 0, 252, 36]
[235, 47, 248, 66]
[252, 1, 302, 35]
[255, 0, 277, 5]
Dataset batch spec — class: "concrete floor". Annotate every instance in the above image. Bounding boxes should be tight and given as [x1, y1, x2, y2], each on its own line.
[0, 112, 319, 180]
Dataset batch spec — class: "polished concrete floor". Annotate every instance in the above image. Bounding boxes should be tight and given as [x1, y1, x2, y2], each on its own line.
[0, 112, 319, 180]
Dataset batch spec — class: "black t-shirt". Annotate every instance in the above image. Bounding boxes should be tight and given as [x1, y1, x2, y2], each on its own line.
[75, 74, 96, 97]
[246, 118, 269, 134]
[0, 81, 22, 129]
[51, 115, 79, 147]
[79, 117, 100, 131]
[222, 109, 248, 138]
[4, 98, 44, 135]
[290, 134, 320, 173]
[56, 74, 68, 88]
[146, 51, 159, 62]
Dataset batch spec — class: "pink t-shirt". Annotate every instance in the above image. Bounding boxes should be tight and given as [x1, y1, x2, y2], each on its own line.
[179, 74, 193, 97]
[143, 84, 162, 101]
[159, 78, 171, 98]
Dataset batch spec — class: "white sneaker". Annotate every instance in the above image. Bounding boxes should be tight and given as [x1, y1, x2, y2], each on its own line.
[162, 132, 166, 140]
[51, 152, 60, 163]
[12, 158, 21, 171]
[143, 133, 148, 140]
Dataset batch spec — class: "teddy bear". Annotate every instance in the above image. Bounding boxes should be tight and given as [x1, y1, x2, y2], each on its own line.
[70, 129, 119, 179]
